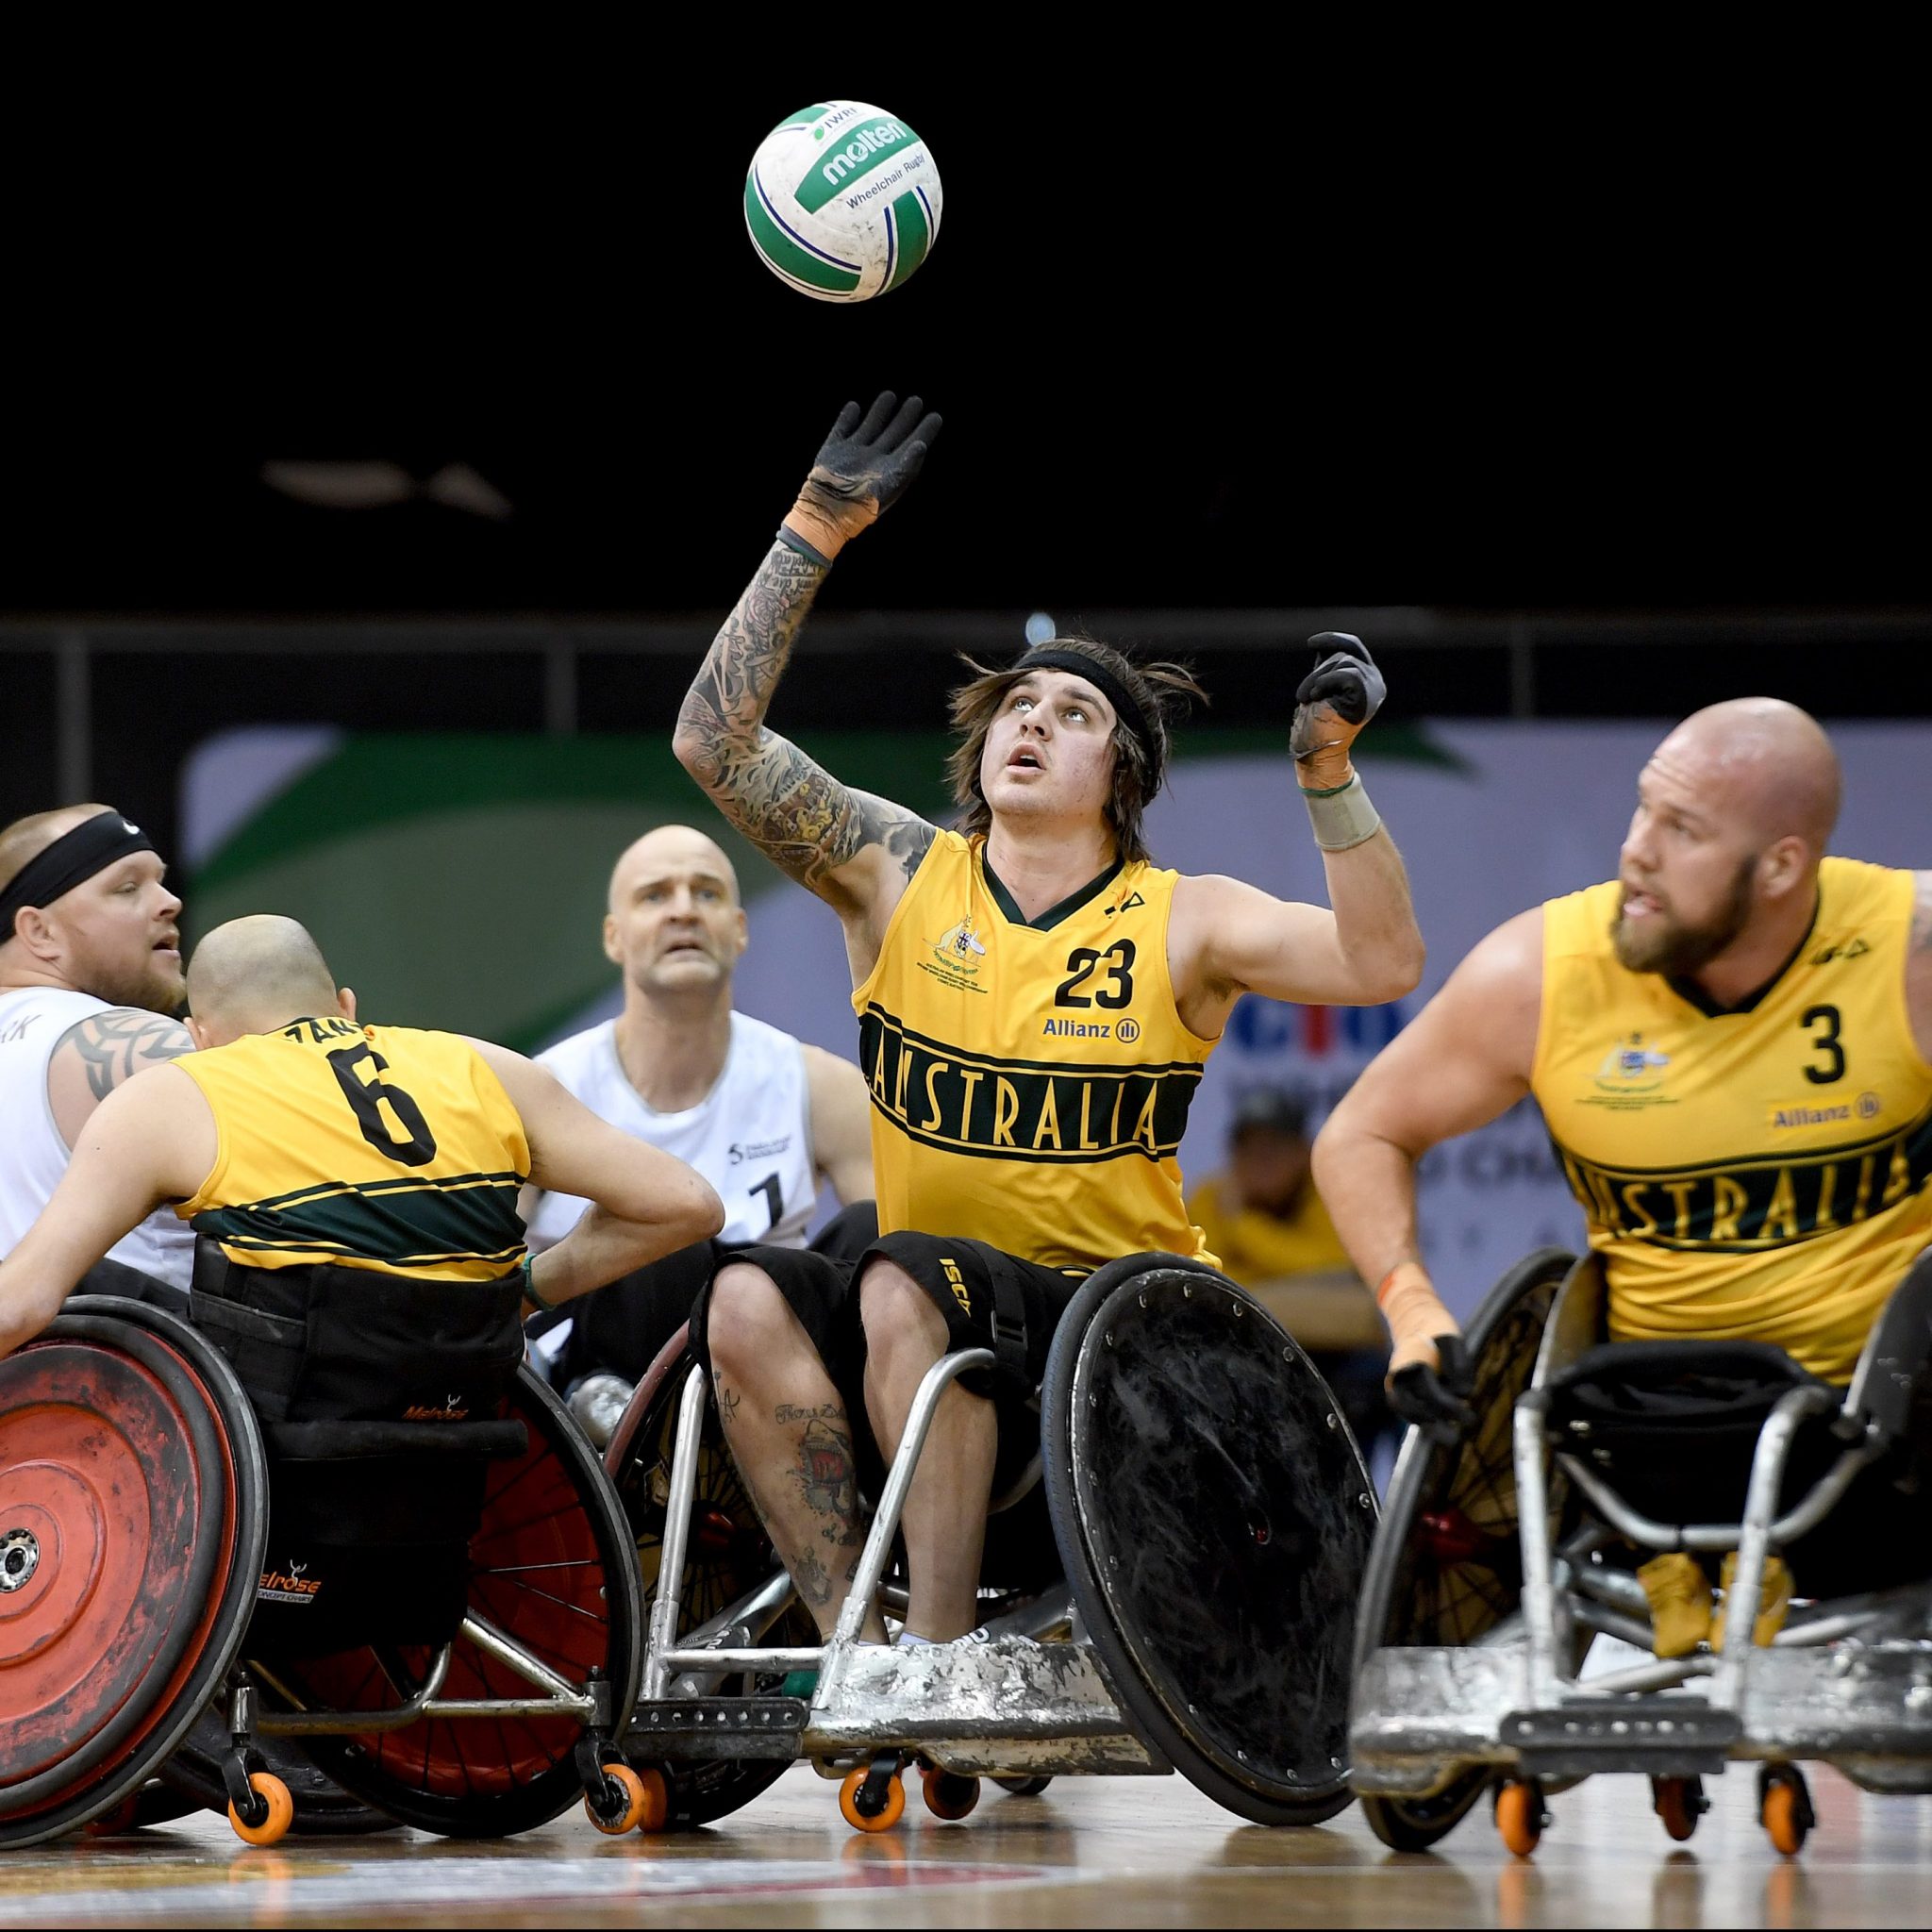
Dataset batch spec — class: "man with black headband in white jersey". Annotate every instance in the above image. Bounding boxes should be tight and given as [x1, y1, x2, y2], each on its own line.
[0, 804, 195, 1297]
[669, 392, 1425, 1650]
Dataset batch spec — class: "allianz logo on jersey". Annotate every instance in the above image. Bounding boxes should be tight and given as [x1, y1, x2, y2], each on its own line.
[1769, 1091, 1883, 1130]
[1041, 1016, 1141, 1043]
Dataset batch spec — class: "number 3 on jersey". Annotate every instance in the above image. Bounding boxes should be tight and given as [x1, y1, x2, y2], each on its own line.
[1802, 1004, 1845, 1085]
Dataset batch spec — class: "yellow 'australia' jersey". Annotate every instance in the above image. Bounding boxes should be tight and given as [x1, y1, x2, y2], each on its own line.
[173, 1015, 531, 1283]
[1530, 858, 1932, 1381]
[853, 830, 1220, 1274]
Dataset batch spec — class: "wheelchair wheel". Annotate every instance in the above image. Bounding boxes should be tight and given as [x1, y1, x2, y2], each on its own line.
[0, 1298, 267, 1846]
[1043, 1256, 1375, 1827]
[606, 1325, 818, 1828]
[1352, 1248, 1574, 1853]
[271, 1364, 642, 1838]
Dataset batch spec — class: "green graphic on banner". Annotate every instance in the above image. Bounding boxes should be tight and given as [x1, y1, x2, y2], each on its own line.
[185, 726, 1461, 1055]
[187, 734, 955, 1052]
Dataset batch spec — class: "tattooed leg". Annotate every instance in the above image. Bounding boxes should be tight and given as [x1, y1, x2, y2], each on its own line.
[706, 1261, 883, 1641]
[858, 1258, 995, 1642]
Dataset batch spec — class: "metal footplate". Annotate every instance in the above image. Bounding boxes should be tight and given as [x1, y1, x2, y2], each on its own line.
[628, 1696, 809, 1762]
[1502, 1699, 1742, 1777]
[809, 1636, 1167, 1776]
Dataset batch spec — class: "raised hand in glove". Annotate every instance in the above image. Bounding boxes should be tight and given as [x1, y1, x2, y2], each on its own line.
[1291, 632, 1387, 791]
[1387, 1333, 1476, 1445]
[781, 391, 942, 564]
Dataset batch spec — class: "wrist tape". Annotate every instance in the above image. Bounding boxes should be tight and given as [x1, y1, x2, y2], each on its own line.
[1376, 1261, 1459, 1377]
[1302, 772, 1383, 851]
[781, 485, 875, 565]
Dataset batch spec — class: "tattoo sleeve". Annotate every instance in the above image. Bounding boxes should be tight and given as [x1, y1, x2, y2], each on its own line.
[58, 1011, 194, 1102]
[675, 541, 934, 898]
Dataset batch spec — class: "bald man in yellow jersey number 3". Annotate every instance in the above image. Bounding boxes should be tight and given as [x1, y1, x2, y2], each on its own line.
[672, 393, 1424, 1648]
[1314, 698, 1932, 1626]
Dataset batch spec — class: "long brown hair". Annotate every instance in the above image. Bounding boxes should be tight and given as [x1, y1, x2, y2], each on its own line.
[944, 637, 1206, 864]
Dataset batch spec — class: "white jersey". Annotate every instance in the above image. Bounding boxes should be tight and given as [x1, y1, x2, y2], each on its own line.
[0, 987, 197, 1290]
[525, 1012, 818, 1252]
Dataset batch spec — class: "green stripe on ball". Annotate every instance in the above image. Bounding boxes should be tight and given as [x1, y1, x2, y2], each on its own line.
[742, 175, 862, 295]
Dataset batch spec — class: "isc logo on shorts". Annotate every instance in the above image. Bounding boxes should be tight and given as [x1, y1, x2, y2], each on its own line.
[940, 1256, 971, 1316]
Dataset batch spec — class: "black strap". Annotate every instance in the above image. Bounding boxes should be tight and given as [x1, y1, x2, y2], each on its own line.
[986, 1266, 1031, 1386]
[265, 1419, 527, 1461]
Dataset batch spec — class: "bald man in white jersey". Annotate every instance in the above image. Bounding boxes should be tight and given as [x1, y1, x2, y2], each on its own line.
[0, 804, 196, 1298]
[523, 824, 874, 1428]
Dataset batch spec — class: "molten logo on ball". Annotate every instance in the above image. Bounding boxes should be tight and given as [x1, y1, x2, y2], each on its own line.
[744, 99, 942, 303]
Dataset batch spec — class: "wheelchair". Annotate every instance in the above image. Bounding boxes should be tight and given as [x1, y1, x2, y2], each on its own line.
[0, 1267, 647, 1849]
[604, 1252, 1378, 1832]
[1350, 1245, 1932, 1858]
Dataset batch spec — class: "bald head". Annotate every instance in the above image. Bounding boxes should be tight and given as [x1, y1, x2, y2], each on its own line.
[603, 824, 748, 1005]
[187, 916, 341, 1039]
[608, 824, 741, 913]
[1654, 699, 1841, 856]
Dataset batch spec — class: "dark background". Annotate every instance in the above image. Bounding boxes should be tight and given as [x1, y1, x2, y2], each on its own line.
[4, 50, 1924, 855]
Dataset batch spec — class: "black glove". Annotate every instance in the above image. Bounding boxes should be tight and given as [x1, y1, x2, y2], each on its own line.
[1296, 632, 1386, 726]
[1387, 1332, 1476, 1445]
[784, 391, 943, 559]
[1291, 632, 1387, 787]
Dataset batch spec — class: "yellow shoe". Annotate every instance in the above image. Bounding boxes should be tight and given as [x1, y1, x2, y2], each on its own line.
[1638, 1552, 1712, 1658]
[1714, 1552, 1791, 1648]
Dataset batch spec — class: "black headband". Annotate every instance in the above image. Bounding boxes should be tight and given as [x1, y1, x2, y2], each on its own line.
[0, 811, 158, 941]
[1010, 647, 1158, 779]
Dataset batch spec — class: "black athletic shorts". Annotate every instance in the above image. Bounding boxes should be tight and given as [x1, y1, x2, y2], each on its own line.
[688, 1229, 1087, 1518]
[537, 1201, 879, 1391]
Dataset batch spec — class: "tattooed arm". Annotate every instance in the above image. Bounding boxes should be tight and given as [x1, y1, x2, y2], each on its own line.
[45, 1008, 193, 1150]
[674, 393, 942, 981]
[1907, 872, 1932, 1065]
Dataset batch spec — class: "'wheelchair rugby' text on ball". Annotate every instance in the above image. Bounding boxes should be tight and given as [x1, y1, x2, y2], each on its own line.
[743, 101, 941, 303]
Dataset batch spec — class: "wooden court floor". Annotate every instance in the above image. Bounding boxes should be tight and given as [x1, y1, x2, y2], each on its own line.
[5, 1761, 1930, 1929]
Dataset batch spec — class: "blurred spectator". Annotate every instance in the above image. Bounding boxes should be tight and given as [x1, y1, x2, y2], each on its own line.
[1188, 1086, 1398, 1479]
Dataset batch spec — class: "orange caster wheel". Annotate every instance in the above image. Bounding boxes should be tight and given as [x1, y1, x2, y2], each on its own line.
[1653, 1774, 1707, 1843]
[586, 1762, 665, 1835]
[228, 1772, 294, 1847]
[921, 1766, 980, 1821]
[1760, 1766, 1814, 1857]
[1493, 1778, 1545, 1858]
[840, 1764, 907, 1832]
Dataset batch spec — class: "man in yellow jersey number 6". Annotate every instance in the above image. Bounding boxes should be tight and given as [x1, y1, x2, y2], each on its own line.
[0, 915, 724, 1360]
[1314, 698, 1932, 1647]
[671, 393, 1425, 1648]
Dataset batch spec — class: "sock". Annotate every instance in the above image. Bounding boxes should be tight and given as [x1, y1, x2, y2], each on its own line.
[896, 1629, 935, 1648]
